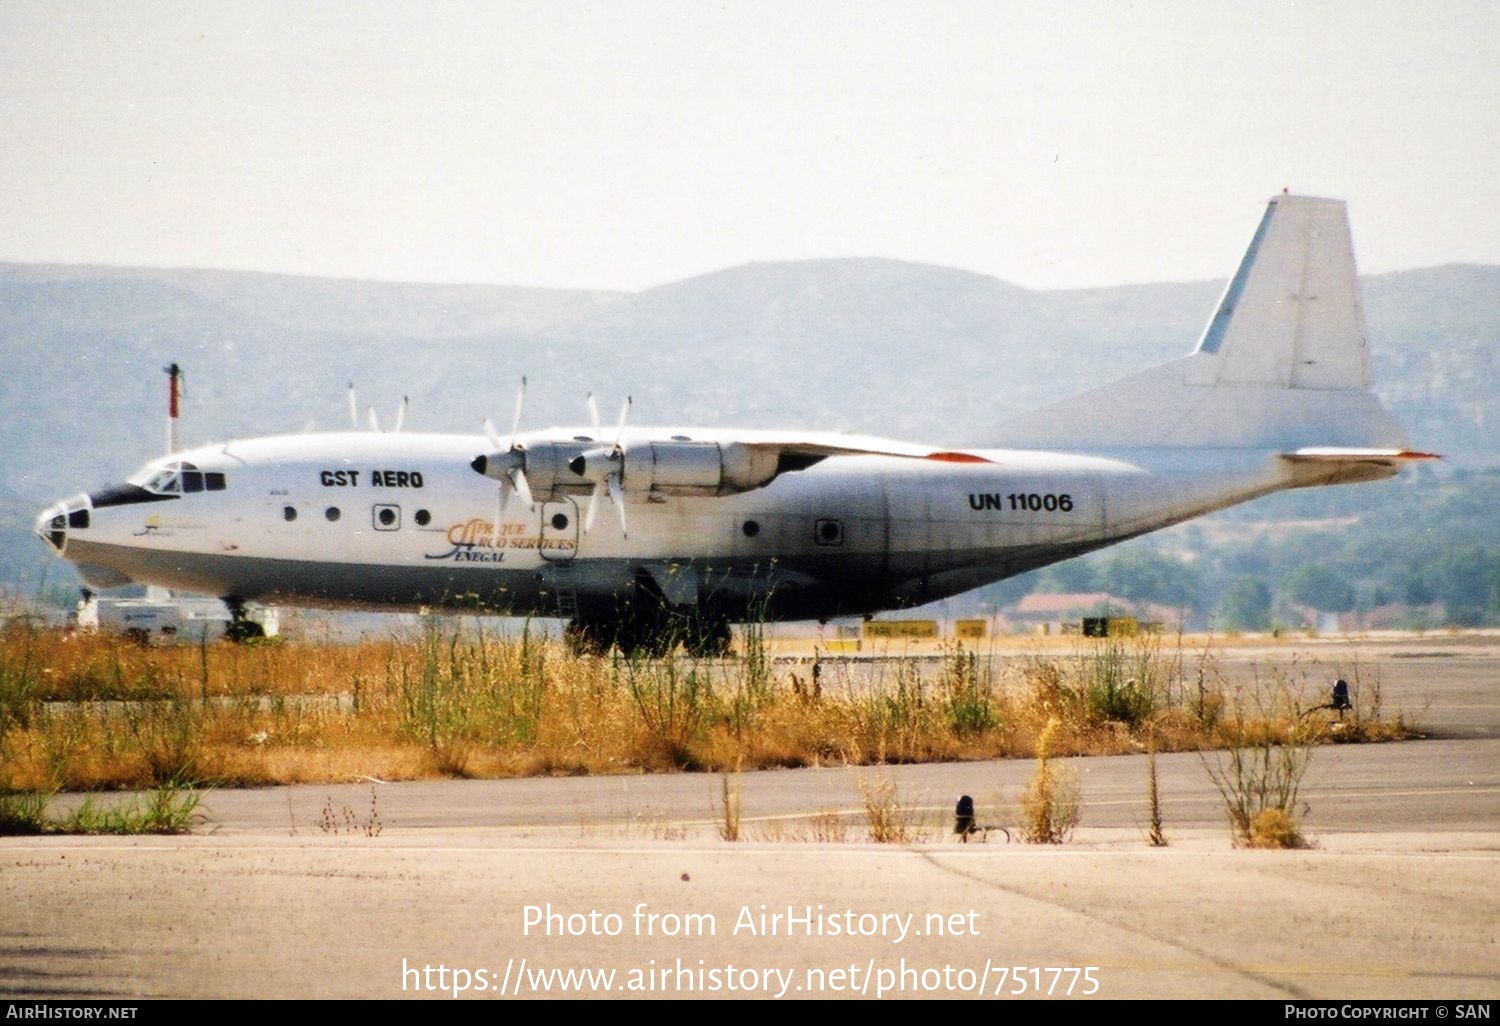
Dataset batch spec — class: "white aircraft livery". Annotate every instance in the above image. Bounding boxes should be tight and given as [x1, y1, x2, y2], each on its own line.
[37, 195, 1432, 653]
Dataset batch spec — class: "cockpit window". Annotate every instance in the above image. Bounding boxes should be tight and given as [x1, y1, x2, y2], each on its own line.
[128, 461, 227, 496]
[142, 469, 181, 495]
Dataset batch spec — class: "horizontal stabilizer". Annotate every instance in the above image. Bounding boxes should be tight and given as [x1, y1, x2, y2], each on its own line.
[1278, 447, 1440, 486]
[1279, 447, 1440, 465]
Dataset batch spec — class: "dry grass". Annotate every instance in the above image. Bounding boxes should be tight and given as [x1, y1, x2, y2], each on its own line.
[1247, 808, 1310, 849]
[715, 771, 742, 841]
[1202, 676, 1324, 848]
[0, 621, 1419, 792]
[1145, 724, 1167, 847]
[749, 809, 856, 843]
[1017, 716, 1080, 844]
[808, 809, 852, 844]
[857, 774, 921, 844]
[315, 787, 383, 837]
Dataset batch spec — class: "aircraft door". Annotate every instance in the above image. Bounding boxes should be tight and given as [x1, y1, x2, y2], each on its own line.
[539, 498, 579, 562]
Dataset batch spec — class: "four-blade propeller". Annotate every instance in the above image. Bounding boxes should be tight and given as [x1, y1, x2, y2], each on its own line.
[571, 392, 632, 537]
[348, 385, 409, 434]
[475, 378, 535, 545]
[474, 381, 634, 541]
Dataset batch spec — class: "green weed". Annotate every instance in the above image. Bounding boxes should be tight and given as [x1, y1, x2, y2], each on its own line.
[1202, 679, 1317, 848]
[0, 782, 204, 836]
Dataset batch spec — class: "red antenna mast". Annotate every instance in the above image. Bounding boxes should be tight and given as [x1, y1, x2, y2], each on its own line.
[164, 362, 183, 455]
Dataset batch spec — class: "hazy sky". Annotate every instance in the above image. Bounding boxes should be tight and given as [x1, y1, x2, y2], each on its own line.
[2, 1, 1497, 291]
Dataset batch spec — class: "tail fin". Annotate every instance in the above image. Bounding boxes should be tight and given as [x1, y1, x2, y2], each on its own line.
[1196, 194, 1370, 389]
[993, 194, 1411, 452]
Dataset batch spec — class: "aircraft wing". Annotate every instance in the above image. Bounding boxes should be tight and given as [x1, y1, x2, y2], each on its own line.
[722, 430, 994, 465]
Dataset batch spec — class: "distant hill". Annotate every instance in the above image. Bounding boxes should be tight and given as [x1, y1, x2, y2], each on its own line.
[3, 257, 1495, 607]
[6, 258, 1493, 496]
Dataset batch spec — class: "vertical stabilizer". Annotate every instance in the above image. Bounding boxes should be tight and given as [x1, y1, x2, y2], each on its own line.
[1196, 194, 1371, 391]
[992, 194, 1409, 452]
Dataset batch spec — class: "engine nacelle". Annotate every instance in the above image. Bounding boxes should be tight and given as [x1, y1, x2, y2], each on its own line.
[476, 439, 785, 499]
[619, 441, 781, 496]
[516, 440, 596, 497]
[515, 440, 782, 498]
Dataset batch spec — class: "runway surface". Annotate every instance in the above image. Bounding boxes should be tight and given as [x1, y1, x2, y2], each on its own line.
[3, 637, 1497, 1000]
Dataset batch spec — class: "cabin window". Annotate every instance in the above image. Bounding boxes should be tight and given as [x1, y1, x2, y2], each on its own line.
[206, 472, 226, 491]
[283, 506, 297, 522]
[742, 520, 760, 538]
[414, 509, 431, 526]
[814, 518, 844, 546]
[325, 507, 341, 522]
[373, 504, 400, 531]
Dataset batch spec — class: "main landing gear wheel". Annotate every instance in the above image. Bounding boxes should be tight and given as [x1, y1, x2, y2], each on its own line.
[222, 597, 265, 644]
[564, 619, 611, 657]
[682, 614, 732, 658]
[564, 617, 673, 658]
[566, 611, 732, 659]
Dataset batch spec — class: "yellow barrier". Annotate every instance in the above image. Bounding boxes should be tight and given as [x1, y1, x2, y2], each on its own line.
[863, 619, 939, 639]
[1082, 616, 1139, 638]
[821, 638, 861, 654]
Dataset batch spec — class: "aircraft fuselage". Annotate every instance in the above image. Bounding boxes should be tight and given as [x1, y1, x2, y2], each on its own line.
[38, 428, 1350, 626]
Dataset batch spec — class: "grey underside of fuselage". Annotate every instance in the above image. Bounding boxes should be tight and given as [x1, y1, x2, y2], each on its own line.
[61, 537, 1127, 622]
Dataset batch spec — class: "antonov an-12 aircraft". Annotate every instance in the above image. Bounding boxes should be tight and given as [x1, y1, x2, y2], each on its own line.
[37, 195, 1431, 654]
